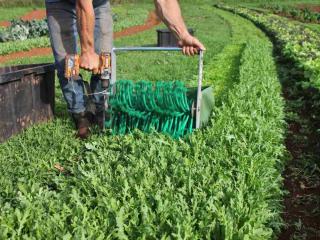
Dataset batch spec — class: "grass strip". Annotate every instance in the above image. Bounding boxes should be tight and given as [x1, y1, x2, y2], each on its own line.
[0, 36, 50, 56]
[0, 7, 35, 21]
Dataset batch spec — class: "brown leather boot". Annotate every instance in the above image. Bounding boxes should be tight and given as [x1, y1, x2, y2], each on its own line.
[94, 111, 105, 129]
[72, 112, 91, 139]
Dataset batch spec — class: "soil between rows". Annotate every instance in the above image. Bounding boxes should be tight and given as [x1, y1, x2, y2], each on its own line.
[276, 56, 320, 240]
[296, 4, 320, 13]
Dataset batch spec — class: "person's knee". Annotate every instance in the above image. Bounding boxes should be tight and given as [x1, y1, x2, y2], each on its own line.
[100, 21, 113, 39]
[96, 4, 113, 37]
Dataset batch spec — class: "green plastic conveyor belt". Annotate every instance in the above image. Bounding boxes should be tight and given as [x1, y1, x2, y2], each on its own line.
[105, 80, 214, 138]
[106, 80, 194, 138]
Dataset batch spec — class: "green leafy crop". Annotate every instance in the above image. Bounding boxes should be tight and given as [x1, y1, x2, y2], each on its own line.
[0, 19, 48, 42]
[0, 4, 286, 239]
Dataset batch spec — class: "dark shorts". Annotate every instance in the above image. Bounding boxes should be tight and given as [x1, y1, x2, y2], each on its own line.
[45, 0, 107, 8]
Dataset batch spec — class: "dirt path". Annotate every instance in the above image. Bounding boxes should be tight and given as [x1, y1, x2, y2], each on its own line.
[296, 4, 320, 13]
[0, 48, 52, 63]
[21, 9, 46, 21]
[0, 21, 10, 27]
[0, 9, 46, 27]
[0, 11, 160, 64]
[114, 11, 160, 38]
[277, 56, 320, 240]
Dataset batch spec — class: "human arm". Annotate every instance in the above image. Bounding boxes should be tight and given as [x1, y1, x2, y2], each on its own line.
[76, 0, 100, 73]
[154, 0, 205, 56]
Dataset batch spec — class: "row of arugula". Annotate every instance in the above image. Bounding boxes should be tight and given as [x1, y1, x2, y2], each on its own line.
[0, 7, 286, 239]
[215, 4, 320, 90]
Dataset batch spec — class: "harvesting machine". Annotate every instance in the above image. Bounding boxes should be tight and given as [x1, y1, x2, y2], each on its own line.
[65, 47, 214, 138]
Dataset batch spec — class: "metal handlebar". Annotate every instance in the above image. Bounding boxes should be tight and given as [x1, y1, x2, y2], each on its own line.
[113, 47, 182, 52]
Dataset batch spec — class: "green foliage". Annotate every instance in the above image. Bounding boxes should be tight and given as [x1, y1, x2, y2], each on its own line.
[0, 36, 50, 55]
[0, 39, 285, 239]
[0, 19, 48, 42]
[205, 43, 244, 104]
[216, 4, 320, 89]
[0, 54, 54, 67]
[303, 22, 320, 33]
[204, 8, 268, 104]
[0, 3, 285, 239]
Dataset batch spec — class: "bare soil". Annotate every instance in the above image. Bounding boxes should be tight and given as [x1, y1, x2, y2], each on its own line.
[0, 48, 52, 63]
[0, 21, 10, 27]
[277, 56, 320, 240]
[296, 4, 320, 13]
[0, 10, 161, 64]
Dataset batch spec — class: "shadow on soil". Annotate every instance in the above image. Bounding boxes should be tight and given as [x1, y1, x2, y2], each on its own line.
[274, 50, 320, 239]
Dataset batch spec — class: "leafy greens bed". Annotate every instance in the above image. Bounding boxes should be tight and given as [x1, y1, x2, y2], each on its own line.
[215, 4, 320, 89]
[0, 19, 48, 42]
[0, 5, 285, 239]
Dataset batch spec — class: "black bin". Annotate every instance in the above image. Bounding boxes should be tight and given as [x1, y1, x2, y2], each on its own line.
[157, 28, 194, 47]
[0, 63, 55, 142]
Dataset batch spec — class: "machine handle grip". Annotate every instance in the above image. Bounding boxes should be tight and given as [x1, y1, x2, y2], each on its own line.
[112, 47, 203, 54]
[65, 53, 112, 79]
[64, 54, 80, 79]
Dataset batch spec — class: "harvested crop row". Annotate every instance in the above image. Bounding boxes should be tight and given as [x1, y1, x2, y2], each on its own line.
[204, 8, 268, 103]
[215, 4, 320, 89]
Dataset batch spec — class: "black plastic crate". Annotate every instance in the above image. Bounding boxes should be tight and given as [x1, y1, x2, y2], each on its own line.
[0, 63, 55, 142]
[157, 28, 194, 47]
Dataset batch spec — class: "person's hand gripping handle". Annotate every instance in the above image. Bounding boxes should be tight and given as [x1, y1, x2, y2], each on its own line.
[65, 52, 111, 80]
